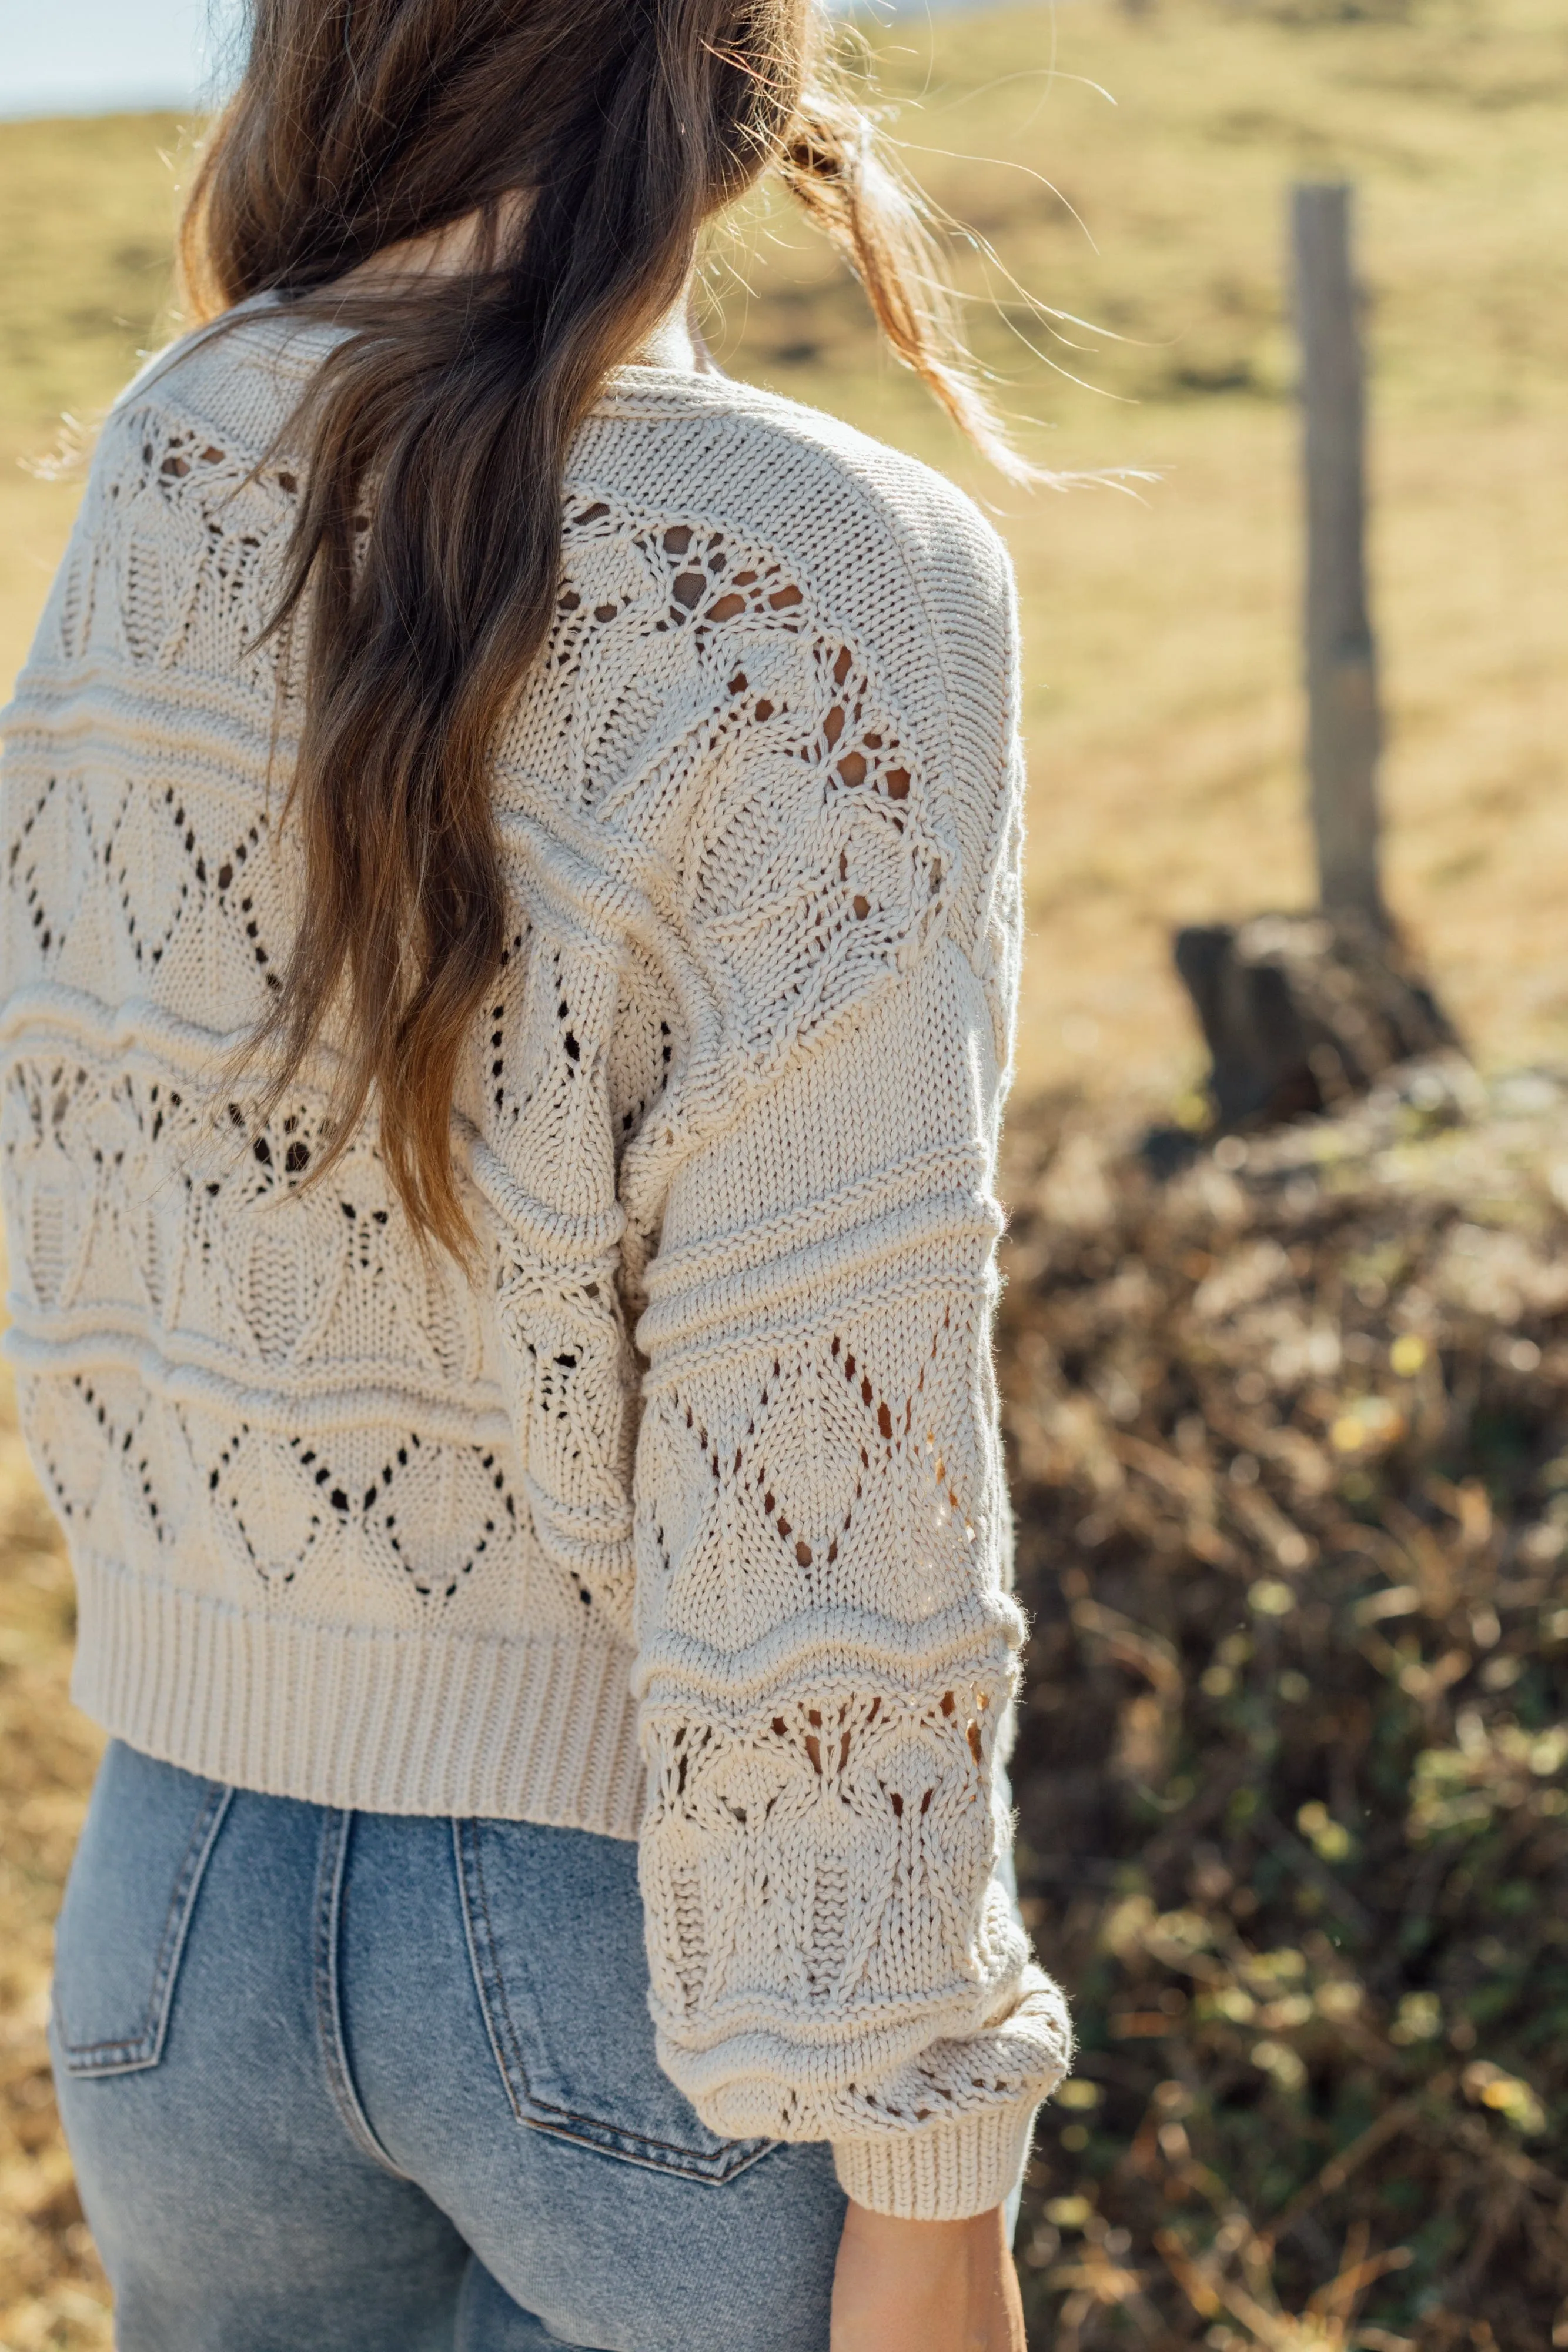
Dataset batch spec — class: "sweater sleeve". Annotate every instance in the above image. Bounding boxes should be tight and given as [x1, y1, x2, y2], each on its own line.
[625, 505, 1072, 2220]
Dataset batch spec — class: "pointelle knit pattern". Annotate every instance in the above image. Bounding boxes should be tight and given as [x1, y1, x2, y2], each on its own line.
[0, 309, 1071, 2218]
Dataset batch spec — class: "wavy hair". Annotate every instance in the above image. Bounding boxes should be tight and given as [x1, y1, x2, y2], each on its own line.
[180, 0, 1021, 1254]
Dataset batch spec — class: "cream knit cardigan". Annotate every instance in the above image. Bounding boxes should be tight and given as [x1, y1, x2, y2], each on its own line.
[0, 312, 1071, 2219]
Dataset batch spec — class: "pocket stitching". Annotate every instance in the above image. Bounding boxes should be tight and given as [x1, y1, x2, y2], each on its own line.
[313, 1808, 413, 2181]
[454, 1819, 773, 2183]
[454, 1817, 531, 2124]
[55, 1781, 233, 2073]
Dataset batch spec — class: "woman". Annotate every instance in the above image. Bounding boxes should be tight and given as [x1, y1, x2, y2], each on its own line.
[0, 2, 1072, 2345]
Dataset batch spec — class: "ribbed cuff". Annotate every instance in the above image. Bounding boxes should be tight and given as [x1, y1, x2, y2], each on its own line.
[831, 2097, 1039, 2222]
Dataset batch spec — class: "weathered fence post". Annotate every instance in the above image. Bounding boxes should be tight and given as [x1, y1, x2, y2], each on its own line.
[1292, 182, 1386, 933]
[1161, 180, 1456, 1147]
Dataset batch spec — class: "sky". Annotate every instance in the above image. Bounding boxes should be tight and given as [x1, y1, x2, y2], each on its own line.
[0, 0, 994, 119]
[0, 0, 240, 118]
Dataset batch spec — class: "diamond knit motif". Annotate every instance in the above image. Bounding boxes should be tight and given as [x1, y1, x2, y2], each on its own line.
[0, 310, 1070, 2220]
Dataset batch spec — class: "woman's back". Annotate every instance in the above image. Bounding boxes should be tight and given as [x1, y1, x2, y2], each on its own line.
[10, 9, 1078, 2331]
[1, 306, 1067, 2206]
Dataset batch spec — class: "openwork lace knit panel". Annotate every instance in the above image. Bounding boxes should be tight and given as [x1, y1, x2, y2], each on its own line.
[0, 314, 1071, 2217]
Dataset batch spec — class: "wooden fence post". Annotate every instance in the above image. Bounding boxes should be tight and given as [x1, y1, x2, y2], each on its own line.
[1292, 182, 1386, 931]
[1164, 185, 1453, 1139]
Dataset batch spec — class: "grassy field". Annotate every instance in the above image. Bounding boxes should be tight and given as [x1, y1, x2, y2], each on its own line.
[2, 0, 1567, 1100]
[0, 1, 1565, 2343]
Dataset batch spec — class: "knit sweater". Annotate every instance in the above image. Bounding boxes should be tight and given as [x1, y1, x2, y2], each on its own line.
[0, 308, 1071, 2219]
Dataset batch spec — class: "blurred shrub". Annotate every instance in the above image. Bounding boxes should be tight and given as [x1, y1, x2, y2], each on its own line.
[1000, 1063, 1568, 2349]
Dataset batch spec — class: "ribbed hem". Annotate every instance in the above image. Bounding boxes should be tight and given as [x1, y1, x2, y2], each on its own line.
[832, 2099, 1039, 2222]
[69, 1552, 644, 1836]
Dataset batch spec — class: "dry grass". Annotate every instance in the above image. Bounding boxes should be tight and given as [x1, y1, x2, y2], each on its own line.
[0, 1385, 107, 2351]
[710, 0, 1568, 1100]
[0, 2, 1564, 2343]
[1001, 1065, 1568, 2348]
[2, 1, 1566, 1098]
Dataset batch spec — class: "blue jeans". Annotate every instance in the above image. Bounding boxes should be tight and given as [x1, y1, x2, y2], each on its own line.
[50, 1741, 847, 2351]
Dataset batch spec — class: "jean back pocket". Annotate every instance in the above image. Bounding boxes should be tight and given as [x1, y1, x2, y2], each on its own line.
[53, 1740, 232, 2077]
[455, 1816, 773, 2185]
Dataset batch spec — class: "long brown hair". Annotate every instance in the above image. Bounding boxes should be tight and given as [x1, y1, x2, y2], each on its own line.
[180, 0, 1021, 1256]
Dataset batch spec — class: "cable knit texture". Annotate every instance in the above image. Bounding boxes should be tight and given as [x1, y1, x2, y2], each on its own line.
[0, 310, 1071, 2217]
